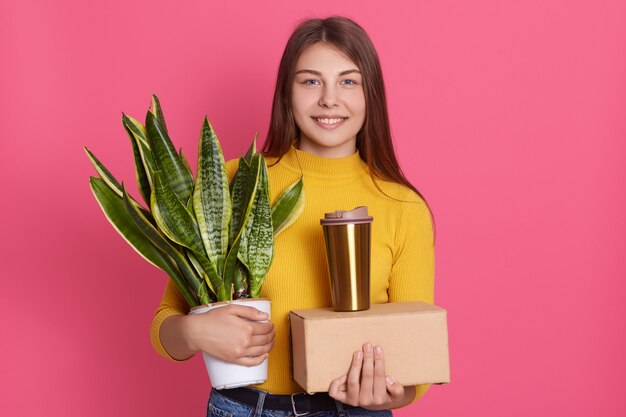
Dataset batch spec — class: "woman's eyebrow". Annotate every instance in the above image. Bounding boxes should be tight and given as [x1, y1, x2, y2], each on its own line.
[295, 69, 322, 75]
[295, 69, 361, 76]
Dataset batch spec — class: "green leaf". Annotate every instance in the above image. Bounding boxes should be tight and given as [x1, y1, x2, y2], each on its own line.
[230, 135, 255, 192]
[193, 118, 231, 283]
[122, 114, 152, 205]
[229, 156, 259, 246]
[121, 185, 204, 307]
[271, 176, 305, 237]
[84, 147, 122, 193]
[197, 281, 210, 305]
[150, 94, 169, 134]
[89, 177, 197, 307]
[145, 111, 194, 203]
[84, 147, 153, 221]
[233, 261, 249, 298]
[179, 147, 194, 178]
[122, 114, 157, 190]
[222, 154, 262, 301]
[244, 134, 257, 166]
[151, 171, 223, 295]
[151, 171, 204, 254]
[186, 193, 195, 214]
[122, 113, 149, 144]
[186, 250, 217, 300]
[238, 158, 273, 298]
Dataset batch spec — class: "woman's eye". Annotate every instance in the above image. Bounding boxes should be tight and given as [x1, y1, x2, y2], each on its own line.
[341, 79, 357, 85]
[303, 79, 320, 85]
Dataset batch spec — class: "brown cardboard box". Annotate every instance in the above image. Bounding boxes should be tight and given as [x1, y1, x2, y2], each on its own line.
[289, 301, 450, 393]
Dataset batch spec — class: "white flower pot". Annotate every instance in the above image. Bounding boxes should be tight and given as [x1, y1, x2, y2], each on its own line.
[189, 298, 271, 389]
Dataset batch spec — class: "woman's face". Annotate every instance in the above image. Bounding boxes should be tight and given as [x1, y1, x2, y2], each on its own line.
[291, 43, 366, 158]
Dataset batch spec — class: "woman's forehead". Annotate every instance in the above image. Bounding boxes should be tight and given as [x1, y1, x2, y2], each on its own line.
[295, 43, 359, 73]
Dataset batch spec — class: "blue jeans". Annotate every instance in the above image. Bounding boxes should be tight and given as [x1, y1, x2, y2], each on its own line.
[207, 388, 393, 417]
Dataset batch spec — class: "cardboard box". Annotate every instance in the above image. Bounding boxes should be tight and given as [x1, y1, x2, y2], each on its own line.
[289, 301, 450, 393]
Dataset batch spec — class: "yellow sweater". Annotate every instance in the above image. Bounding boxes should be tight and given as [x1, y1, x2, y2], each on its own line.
[150, 146, 435, 401]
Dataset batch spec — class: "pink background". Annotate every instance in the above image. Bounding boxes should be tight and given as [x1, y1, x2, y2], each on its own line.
[1, 0, 625, 416]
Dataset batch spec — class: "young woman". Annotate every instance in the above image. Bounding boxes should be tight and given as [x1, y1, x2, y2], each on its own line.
[151, 16, 434, 417]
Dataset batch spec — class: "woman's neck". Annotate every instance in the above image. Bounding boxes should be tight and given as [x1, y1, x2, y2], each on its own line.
[276, 146, 367, 179]
[296, 138, 357, 159]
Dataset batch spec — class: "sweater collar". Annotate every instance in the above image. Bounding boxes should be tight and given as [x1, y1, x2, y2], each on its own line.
[277, 146, 368, 179]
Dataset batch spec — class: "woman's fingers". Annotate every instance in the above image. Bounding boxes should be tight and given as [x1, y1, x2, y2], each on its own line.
[328, 375, 348, 402]
[236, 353, 268, 367]
[359, 343, 374, 400]
[228, 304, 269, 321]
[346, 350, 363, 405]
[385, 376, 405, 401]
[188, 304, 275, 364]
[248, 332, 275, 348]
[329, 344, 404, 408]
[373, 345, 388, 402]
[243, 338, 275, 357]
[250, 320, 274, 335]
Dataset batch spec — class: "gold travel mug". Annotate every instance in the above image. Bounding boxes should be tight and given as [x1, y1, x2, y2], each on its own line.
[321, 206, 373, 311]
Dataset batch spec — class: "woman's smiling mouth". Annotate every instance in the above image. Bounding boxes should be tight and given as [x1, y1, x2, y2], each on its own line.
[312, 116, 348, 128]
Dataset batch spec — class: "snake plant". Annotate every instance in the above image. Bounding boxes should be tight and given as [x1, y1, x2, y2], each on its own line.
[86, 95, 304, 306]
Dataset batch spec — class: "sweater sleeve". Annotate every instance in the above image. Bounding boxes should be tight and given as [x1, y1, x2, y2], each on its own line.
[150, 279, 189, 361]
[387, 193, 435, 405]
[149, 158, 241, 361]
[388, 194, 434, 304]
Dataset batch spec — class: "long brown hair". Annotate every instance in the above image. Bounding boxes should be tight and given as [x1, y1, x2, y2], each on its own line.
[263, 16, 432, 215]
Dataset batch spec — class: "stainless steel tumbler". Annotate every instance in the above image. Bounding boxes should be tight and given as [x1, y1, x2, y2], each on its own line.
[321, 206, 373, 311]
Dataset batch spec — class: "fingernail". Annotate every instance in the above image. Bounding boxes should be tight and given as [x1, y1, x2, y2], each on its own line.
[374, 345, 382, 354]
[386, 376, 394, 385]
[365, 343, 372, 353]
[354, 351, 363, 360]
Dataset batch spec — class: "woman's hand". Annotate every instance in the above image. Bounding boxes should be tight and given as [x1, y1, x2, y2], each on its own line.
[328, 343, 415, 410]
[161, 304, 274, 366]
[186, 304, 275, 366]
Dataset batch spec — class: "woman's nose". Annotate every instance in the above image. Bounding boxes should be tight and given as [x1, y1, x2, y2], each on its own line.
[319, 85, 340, 107]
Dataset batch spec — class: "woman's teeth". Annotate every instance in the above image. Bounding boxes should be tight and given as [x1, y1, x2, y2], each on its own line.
[316, 118, 345, 125]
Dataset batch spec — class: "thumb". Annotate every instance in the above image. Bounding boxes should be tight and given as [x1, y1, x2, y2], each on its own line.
[385, 376, 405, 400]
[229, 305, 269, 321]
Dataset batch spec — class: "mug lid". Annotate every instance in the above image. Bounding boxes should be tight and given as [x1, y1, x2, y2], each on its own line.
[320, 206, 373, 225]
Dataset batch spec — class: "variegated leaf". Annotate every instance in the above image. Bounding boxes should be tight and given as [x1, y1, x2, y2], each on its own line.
[145, 111, 194, 203]
[229, 156, 259, 245]
[151, 171, 205, 255]
[243, 134, 257, 166]
[179, 147, 194, 178]
[222, 154, 261, 300]
[233, 261, 249, 299]
[271, 176, 305, 237]
[121, 185, 205, 306]
[122, 113, 152, 205]
[186, 250, 217, 300]
[84, 147, 152, 220]
[150, 94, 169, 134]
[193, 118, 231, 282]
[122, 114, 156, 189]
[238, 158, 273, 298]
[89, 177, 198, 307]
[122, 113, 149, 145]
[122, 113, 151, 205]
